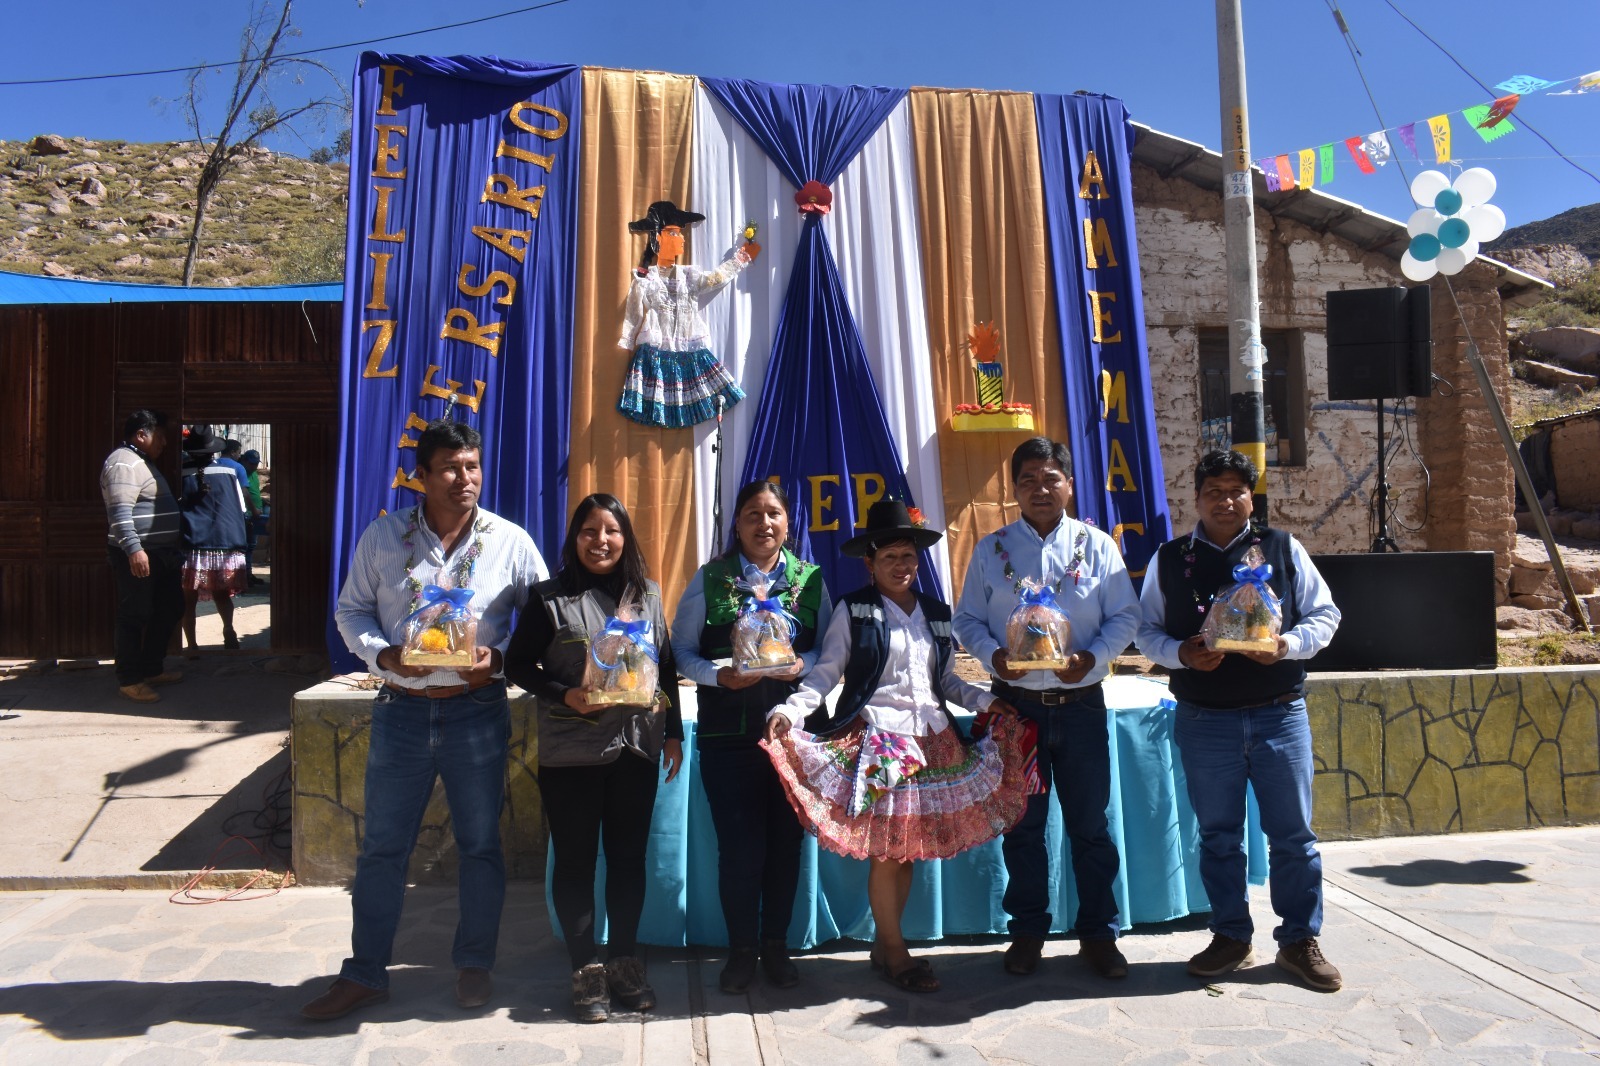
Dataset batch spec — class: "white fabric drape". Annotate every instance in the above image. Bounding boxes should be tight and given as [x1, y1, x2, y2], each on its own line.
[689, 90, 951, 595]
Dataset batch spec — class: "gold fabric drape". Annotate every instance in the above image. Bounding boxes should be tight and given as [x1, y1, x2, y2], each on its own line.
[909, 88, 1070, 589]
[570, 69, 699, 608]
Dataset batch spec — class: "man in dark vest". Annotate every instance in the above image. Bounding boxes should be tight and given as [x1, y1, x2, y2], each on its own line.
[1136, 450, 1342, 991]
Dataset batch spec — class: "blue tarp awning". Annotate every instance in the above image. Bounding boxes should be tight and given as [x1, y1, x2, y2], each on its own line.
[0, 270, 342, 305]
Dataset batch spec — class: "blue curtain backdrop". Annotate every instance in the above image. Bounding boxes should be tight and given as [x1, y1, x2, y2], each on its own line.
[1034, 93, 1170, 579]
[328, 53, 580, 668]
[701, 78, 940, 598]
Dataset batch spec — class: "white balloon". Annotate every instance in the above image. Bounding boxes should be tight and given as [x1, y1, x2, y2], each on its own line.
[1401, 250, 1439, 281]
[1436, 245, 1471, 275]
[1410, 170, 1452, 206]
[1460, 237, 1480, 261]
[1408, 208, 1445, 237]
[1465, 203, 1506, 242]
[1454, 167, 1497, 208]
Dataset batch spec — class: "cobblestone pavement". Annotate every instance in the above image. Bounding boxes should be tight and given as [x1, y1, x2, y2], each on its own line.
[1, 827, 1597, 1065]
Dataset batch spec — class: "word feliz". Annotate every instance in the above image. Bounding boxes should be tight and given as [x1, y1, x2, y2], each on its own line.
[355, 63, 569, 493]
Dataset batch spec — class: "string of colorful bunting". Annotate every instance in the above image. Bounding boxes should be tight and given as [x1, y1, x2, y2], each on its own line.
[1254, 69, 1600, 192]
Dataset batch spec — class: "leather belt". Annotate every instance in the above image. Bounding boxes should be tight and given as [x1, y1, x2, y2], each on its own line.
[384, 678, 499, 700]
[992, 679, 1103, 707]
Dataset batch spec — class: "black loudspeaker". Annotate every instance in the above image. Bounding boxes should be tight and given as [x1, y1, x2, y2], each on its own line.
[1325, 286, 1433, 400]
[1307, 551, 1496, 671]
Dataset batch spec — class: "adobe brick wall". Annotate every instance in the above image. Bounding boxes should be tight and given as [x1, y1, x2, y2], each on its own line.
[1131, 162, 1514, 598]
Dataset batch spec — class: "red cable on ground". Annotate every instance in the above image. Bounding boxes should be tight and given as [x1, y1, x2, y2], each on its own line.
[168, 834, 291, 905]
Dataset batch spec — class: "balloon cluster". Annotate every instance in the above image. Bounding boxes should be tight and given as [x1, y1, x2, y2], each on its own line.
[1401, 169, 1505, 281]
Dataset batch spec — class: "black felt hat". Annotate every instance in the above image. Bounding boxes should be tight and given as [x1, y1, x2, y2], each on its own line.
[840, 499, 942, 558]
[183, 423, 227, 455]
[628, 200, 705, 234]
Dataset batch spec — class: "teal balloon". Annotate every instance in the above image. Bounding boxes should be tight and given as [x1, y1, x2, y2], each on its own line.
[1434, 188, 1463, 215]
[1410, 233, 1442, 261]
[1438, 218, 1471, 249]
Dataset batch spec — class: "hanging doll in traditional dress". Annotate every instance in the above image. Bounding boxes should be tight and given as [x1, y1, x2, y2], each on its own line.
[617, 200, 761, 428]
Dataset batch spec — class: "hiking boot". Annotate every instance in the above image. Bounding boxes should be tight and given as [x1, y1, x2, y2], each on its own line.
[761, 938, 799, 988]
[571, 962, 609, 1022]
[605, 956, 656, 1011]
[1188, 934, 1255, 977]
[1079, 938, 1128, 979]
[1276, 937, 1342, 992]
[1003, 934, 1044, 975]
[118, 682, 160, 703]
[720, 947, 759, 994]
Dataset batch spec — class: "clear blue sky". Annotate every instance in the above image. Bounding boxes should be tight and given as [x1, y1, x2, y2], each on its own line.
[1, 0, 1596, 232]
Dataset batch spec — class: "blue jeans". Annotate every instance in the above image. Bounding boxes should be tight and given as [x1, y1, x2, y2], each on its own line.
[1174, 697, 1322, 945]
[340, 682, 511, 989]
[1000, 687, 1122, 941]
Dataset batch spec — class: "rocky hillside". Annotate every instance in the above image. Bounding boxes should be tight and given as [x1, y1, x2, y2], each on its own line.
[1485, 201, 1600, 283]
[0, 134, 347, 287]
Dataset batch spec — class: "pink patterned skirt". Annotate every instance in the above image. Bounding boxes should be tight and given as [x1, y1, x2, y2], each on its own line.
[182, 549, 248, 601]
[761, 715, 1031, 863]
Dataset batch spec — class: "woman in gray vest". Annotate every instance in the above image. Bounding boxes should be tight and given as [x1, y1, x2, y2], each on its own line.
[504, 494, 683, 1023]
[670, 479, 832, 994]
[763, 500, 1030, 993]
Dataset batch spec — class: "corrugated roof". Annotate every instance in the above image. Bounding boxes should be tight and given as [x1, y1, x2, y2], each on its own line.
[0, 270, 342, 305]
[1128, 123, 1553, 309]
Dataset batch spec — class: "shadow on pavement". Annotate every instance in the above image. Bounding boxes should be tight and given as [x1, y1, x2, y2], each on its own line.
[1346, 858, 1533, 886]
[142, 746, 292, 872]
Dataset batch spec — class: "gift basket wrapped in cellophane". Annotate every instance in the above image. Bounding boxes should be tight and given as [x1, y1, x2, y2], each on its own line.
[731, 565, 799, 677]
[582, 603, 660, 706]
[1004, 578, 1072, 671]
[399, 584, 477, 667]
[1201, 549, 1283, 653]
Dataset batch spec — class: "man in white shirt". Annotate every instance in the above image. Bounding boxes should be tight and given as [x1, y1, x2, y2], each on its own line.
[1135, 450, 1342, 992]
[302, 420, 547, 1020]
[953, 437, 1140, 979]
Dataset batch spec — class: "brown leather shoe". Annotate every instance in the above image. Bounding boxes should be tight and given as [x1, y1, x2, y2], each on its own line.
[1003, 935, 1045, 975]
[1276, 937, 1342, 992]
[456, 967, 492, 1009]
[146, 671, 184, 686]
[300, 978, 389, 1020]
[118, 682, 160, 703]
[1079, 938, 1129, 979]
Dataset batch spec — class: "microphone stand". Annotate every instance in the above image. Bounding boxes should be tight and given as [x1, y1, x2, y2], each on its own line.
[711, 396, 725, 556]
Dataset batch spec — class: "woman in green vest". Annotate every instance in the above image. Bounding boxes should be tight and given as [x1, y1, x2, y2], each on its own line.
[504, 493, 683, 1023]
[670, 479, 832, 994]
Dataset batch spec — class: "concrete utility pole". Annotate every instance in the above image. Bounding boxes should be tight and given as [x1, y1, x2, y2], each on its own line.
[1216, 0, 1269, 517]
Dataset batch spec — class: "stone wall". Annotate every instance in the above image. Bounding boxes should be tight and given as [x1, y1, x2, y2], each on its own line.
[1305, 668, 1600, 840]
[1132, 163, 1515, 593]
[291, 683, 545, 886]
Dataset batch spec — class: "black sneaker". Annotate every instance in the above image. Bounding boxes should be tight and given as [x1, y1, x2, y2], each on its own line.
[760, 938, 799, 988]
[1276, 937, 1342, 992]
[571, 962, 609, 1022]
[1187, 934, 1255, 978]
[605, 956, 656, 1011]
[720, 947, 759, 994]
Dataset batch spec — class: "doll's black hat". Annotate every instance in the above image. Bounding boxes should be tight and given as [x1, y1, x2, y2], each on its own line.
[628, 200, 705, 234]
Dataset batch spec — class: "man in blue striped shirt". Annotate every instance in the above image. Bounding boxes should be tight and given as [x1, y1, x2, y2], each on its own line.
[99, 409, 184, 703]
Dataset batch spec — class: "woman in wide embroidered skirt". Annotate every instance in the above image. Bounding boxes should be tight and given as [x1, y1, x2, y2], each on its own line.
[617, 200, 758, 428]
[762, 500, 1033, 993]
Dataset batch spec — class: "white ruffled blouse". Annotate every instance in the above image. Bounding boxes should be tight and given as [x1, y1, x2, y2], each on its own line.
[617, 247, 753, 353]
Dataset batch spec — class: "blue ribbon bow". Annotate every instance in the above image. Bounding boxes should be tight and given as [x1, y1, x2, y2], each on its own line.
[402, 584, 474, 627]
[738, 594, 799, 639]
[590, 617, 659, 670]
[1018, 582, 1062, 611]
[1230, 562, 1274, 593]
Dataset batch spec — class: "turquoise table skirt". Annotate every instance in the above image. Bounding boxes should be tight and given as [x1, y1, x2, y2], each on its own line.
[546, 674, 1268, 948]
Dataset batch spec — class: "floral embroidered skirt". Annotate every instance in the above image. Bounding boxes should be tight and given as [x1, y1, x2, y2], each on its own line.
[761, 716, 1032, 863]
[618, 344, 745, 428]
[181, 549, 248, 601]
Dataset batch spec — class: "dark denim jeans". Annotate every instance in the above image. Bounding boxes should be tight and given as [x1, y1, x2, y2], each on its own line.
[340, 682, 511, 990]
[1000, 687, 1122, 941]
[1174, 697, 1322, 946]
[108, 546, 184, 686]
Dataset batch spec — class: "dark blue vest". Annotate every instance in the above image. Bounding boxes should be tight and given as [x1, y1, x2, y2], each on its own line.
[1157, 526, 1305, 709]
[817, 586, 967, 740]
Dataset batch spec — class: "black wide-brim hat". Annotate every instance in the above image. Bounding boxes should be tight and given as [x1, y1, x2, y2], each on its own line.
[183, 423, 228, 455]
[841, 499, 942, 558]
[628, 199, 705, 234]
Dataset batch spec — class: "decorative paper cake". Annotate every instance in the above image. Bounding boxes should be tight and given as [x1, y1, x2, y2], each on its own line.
[951, 321, 1036, 433]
